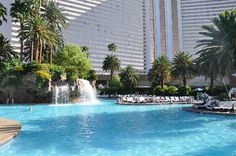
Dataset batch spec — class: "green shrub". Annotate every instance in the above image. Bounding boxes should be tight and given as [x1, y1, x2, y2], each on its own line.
[87, 70, 97, 81]
[35, 70, 52, 80]
[207, 86, 229, 96]
[216, 93, 229, 101]
[154, 85, 168, 95]
[49, 65, 65, 80]
[23, 62, 38, 73]
[166, 86, 178, 96]
[34, 69, 52, 89]
[53, 44, 91, 78]
[109, 75, 122, 88]
[35, 76, 46, 89]
[178, 85, 191, 96]
[65, 66, 78, 81]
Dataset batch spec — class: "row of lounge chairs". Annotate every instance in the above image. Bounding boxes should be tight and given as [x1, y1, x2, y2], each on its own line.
[117, 95, 194, 104]
[193, 100, 236, 112]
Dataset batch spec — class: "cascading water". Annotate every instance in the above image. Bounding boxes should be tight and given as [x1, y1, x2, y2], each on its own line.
[52, 85, 70, 104]
[78, 79, 97, 102]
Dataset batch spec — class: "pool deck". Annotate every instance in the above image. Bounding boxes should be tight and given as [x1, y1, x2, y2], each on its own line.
[117, 102, 195, 105]
[0, 118, 21, 145]
[183, 106, 236, 115]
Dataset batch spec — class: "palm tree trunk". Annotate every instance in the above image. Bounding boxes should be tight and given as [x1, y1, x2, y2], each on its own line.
[35, 40, 39, 63]
[30, 41, 34, 61]
[110, 70, 113, 81]
[209, 71, 214, 91]
[20, 21, 24, 62]
[183, 75, 187, 87]
[49, 44, 53, 64]
[39, 41, 42, 63]
[161, 77, 164, 89]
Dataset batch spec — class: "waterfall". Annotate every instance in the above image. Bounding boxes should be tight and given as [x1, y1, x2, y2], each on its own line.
[52, 85, 70, 104]
[78, 79, 97, 102]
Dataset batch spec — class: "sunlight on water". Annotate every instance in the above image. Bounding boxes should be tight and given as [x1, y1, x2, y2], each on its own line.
[0, 100, 236, 156]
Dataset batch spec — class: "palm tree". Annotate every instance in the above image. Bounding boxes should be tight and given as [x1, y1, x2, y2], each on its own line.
[42, 0, 68, 30]
[42, 0, 68, 63]
[81, 45, 89, 57]
[196, 9, 236, 73]
[171, 52, 196, 87]
[10, 0, 31, 61]
[149, 55, 171, 89]
[195, 49, 220, 91]
[195, 9, 236, 90]
[0, 2, 7, 25]
[120, 65, 138, 91]
[102, 55, 121, 81]
[108, 43, 117, 55]
[20, 16, 57, 63]
[0, 34, 18, 62]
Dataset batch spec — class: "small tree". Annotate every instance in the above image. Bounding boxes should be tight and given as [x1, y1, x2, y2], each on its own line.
[149, 55, 171, 89]
[87, 69, 97, 81]
[53, 44, 91, 78]
[120, 65, 138, 92]
[0, 34, 18, 63]
[172, 51, 196, 87]
[107, 43, 117, 55]
[102, 55, 120, 81]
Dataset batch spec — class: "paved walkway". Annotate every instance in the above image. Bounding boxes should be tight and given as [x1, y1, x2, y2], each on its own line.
[0, 118, 21, 145]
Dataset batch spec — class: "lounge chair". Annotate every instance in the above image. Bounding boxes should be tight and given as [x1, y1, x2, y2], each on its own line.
[193, 99, 213, 109]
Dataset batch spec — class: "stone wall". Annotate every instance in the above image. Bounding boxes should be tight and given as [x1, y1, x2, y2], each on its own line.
[0, 74, 52, 104]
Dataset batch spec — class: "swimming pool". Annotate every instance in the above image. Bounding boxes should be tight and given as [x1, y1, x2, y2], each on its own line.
[0, 100, 236, 156]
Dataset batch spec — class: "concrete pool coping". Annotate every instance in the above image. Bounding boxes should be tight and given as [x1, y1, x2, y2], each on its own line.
[0, 118, 21, 145]
[183, 106, 236, 115]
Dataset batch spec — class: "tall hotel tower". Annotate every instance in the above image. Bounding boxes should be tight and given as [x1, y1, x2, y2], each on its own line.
[1, 0, 236, 74]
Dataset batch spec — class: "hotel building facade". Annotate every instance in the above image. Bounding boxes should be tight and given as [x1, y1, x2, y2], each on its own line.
[1, 0, 236, 74]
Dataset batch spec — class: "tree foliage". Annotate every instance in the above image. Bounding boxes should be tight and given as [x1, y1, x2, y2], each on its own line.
[0, 2, 7, 25]
[0, 34, 18, 63]
[53, 44, 91, 78]
[120, 65, 138, 91]
[148, 55, 171, 88]
[102, 55, 121, 80]
[172, 51, 196, 87]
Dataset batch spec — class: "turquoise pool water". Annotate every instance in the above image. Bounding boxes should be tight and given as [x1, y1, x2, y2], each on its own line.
[0, 100, 236, 156]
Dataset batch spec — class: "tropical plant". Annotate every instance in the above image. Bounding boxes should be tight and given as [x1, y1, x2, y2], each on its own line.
[107, 43, 117, 54]
[120, 65, 138, 91]
[195, 9, 236, 91]
[42, 0, 68, 30]
[81, 45, 89, 57]
[196, 9, 236, 75]
[87, 69, 97, 81]
[154, 85, 168, 96]
[166, 86, 178, 95]
[195, 49, 220, 91]
[0, 34, 18, 62]
[178, 85, 191, 96]
[109, 75, 122, 88]
[53, 44, 91, 78]
[20, 15, 57, 63]
[10, 0, 31, 61]
[148, 55, 171, 88]
[102, 55, 121, 81]
[171, 51, 196, 87]
[42, 0, 68, 63]
[0, 59, 22, 79]
[0, 2, 7, 25]
[65, 66, 78, 81]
